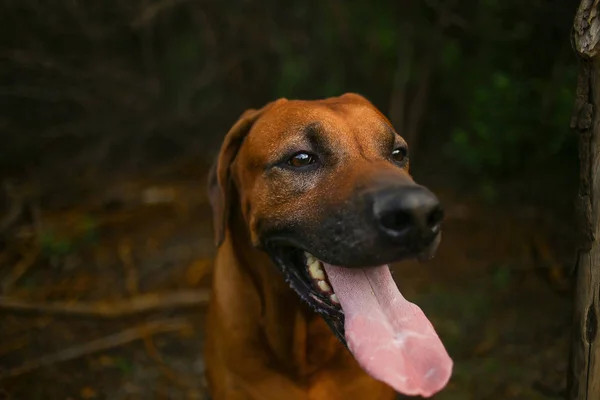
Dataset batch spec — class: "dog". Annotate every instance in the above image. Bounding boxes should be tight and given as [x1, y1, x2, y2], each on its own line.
[205, 93, 453, 399]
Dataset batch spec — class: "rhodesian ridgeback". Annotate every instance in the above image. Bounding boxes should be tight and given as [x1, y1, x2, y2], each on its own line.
[206, 93, 453, 399]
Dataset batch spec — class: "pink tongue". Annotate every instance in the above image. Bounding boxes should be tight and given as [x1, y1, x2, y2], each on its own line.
[322, 264, 453, 398]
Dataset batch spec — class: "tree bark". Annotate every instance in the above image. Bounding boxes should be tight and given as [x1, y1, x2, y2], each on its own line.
[568, 1, 600, 399]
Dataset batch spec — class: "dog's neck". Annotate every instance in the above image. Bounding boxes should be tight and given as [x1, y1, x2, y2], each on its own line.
[227, 203, 296, 301]
[225, 203, 343, 377]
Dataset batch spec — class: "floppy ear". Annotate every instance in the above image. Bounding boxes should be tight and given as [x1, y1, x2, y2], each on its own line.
[339, 92, 371, 103]
[207, 100, 284, 247]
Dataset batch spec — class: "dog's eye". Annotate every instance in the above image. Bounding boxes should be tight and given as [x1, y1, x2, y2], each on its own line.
[288, 152, 318, 168]
[391, 147, 407, 163]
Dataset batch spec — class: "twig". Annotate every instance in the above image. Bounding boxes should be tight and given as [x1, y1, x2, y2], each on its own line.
[388, 28, 414, 134]
[131, 0, 190, 28]
[0, 290, 210, 317]
[423, 0, 469, 30]
[0, 317, 191, 379]
[387, 1, 418, 134]
[117, 238, 194, 388]
[0, 250, 12, 268]
[0, 181, 24, 235]
[1, 247, 41, 294]
[118, 239, 139, 295]
[392, 0, 467, 155]
[143, 331, 195, 389]
[30, 200, 42, 239]
[405, 50, 434, 150]
[0, 336, 29, 358]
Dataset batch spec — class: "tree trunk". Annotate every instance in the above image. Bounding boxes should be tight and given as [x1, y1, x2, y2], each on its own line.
[568, 1, 600, 399]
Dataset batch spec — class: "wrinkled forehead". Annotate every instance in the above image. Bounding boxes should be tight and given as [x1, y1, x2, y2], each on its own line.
[239, 100, 398, 165]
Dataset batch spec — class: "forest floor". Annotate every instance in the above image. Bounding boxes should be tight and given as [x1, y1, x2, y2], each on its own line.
[0, 153, 576, 400]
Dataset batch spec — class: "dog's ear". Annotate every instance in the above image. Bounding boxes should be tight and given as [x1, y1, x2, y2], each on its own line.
[339, 92, 374, 106]
[207, 100, 284, 247]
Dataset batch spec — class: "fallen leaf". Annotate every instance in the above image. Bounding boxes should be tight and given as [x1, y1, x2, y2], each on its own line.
[97, 355, 115, 367]
[80, 387, 97, 399]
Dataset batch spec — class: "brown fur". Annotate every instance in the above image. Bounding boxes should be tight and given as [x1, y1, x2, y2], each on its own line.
[206, 93, 407, 399]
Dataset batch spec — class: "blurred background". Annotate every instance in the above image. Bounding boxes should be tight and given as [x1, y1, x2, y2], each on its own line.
[0, 0, 580, 399]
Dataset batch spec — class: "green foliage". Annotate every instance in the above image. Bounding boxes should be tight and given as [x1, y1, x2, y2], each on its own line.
[38, 215, 98, 256]
[3, 0, 578, 193]
[39, 232, 73, 256]
[492, 264, 512, 290]
[435, 1, 578, 188]
[114, 357, 134, 375]
[263, 0, 578, 191]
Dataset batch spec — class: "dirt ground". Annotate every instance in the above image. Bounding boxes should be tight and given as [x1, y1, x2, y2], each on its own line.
[0, 157, 575, 400]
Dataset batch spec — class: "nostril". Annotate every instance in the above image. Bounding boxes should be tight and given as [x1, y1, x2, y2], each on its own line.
[426, 205, 444, 228]
[380, 210, 413, 234]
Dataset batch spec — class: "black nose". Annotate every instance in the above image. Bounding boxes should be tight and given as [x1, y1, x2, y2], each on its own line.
[373, 185, 444, 240]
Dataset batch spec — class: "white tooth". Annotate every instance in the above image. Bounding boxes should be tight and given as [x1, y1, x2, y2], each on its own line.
[305, 252, 316, 266]
[317, 280, 331, 293]
[331, 294, 339, 304]
[309, 262, 325, 280]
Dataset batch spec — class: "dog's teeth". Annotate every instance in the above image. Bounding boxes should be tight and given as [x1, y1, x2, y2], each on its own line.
[305, 252, 316, 265]
[317, 280, 331, 293]
[309, 262, 325, 280]
[304, 252, 339, 301]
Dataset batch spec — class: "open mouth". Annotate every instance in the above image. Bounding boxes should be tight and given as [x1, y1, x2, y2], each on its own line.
[267, 244, 453, 398]
[267, 246, 347, 343]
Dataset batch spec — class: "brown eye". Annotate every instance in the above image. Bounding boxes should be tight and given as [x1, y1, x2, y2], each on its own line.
[288, 152, 318, 168]
[391, 148, 407, 163]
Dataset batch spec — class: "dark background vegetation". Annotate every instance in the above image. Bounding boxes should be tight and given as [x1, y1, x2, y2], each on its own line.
[0, 0, 581, 399]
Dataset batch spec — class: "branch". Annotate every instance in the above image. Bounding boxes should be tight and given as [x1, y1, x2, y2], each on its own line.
[0, 317, 191, 379]
[0, 290, 210, 317]
[1, 248, 40, 294]
[405, 51, 434, 151]
[131, 0, 191, 29]
[0, 181, 24, 235]
[388, 28, 414, 134]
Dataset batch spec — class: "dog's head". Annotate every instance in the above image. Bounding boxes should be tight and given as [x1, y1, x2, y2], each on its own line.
[208, 93, 452, 397]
